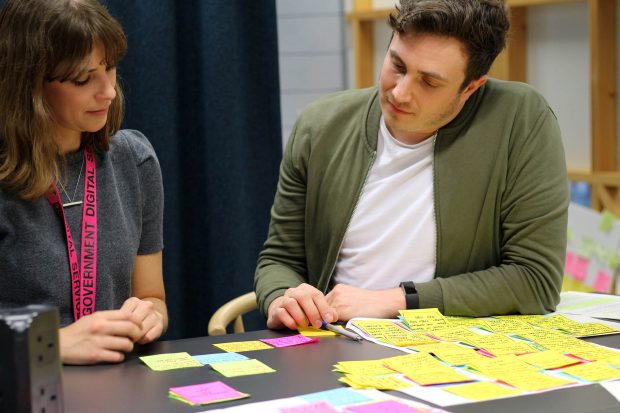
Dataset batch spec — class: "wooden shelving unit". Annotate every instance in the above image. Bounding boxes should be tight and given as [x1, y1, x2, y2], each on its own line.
[347, 0, 618, 212]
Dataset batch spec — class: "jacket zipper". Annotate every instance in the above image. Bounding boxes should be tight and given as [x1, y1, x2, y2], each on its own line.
[322, 150, 377, 293]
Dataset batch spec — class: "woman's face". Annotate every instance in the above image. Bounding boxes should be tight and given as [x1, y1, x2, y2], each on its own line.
[43, 42, 116, 152]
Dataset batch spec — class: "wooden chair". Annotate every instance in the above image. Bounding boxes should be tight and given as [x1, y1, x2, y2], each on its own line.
[207, 292, 258, 336]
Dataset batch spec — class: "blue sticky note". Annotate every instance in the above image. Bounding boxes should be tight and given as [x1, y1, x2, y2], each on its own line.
[192, 352, 249, 365]
[301, 388, 372, 407]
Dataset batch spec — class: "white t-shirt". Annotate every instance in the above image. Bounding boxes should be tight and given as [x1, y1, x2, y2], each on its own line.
[333, 116, 436, 289]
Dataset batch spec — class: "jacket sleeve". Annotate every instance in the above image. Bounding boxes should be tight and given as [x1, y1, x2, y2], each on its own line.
[254, 122, 311, 317]
[418, 106, 569, 316]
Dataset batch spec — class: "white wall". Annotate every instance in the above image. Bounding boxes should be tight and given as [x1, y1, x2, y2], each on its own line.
[276, 0, 347, 147]
[527, 3, 590, 170]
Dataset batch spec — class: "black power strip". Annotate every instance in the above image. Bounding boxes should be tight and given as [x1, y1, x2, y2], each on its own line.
[0, 305, 63, 413]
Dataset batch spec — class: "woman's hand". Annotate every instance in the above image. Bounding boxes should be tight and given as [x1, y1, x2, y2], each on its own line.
[59, 309, 143, 365]
[121, 297, 166, 344]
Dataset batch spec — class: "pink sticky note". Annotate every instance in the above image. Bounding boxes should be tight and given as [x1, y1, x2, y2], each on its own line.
[564, 252, 575, 275]
[260, 334, 319, 348]
[346, 400, 418, 413]
[593, 270, 612, 293]
[279, 400, 338, 413]
[572, 256, 589, 281]
[169, 381, 246, 405]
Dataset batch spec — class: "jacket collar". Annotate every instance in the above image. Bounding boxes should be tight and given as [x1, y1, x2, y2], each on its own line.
[364, 82, 488, 150]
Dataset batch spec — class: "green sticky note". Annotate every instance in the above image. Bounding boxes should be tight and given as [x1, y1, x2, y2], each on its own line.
[599, 210, 615, 233]
[577, 238, 594, 258]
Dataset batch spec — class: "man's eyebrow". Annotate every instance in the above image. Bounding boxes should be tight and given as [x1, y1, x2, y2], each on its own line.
[388, 49, 404, 64]
[388, 49, 449, 83]
[418, 70, 448, 83]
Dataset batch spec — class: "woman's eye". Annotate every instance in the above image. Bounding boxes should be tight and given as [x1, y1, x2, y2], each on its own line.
[72, 76, 92, 87]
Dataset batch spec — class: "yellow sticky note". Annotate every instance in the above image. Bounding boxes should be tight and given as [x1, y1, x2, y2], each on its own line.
[467, 333, 537, 356]
[605, 354, 620, 367]
[563, 341, 620, 362]
[409, 342, 487, 367]
[443, 381, 523, 401]
[333, 360, 395, 376]
[210, 359, 276, 377]
[352, 319, 408, 339]
[564, 322, 618, 338]
[484, 318, 537, 334]
[140, 352, 203, 371]
[560, 360, 620, 382]
[298, 326, 337, 337]
[213, 340, 273, 352]
[468, 354, 536, 377]
[381, 331, 437, 347]
[399, 308, 449, 332]
[517, 350, 581, 370]
[445, 316, 490, 330]
[384, 352, 472, 385]
[498, 370, 575, 391]
[428, 326, 484, 346]
[340, 374, 413, 390]
[402, 366, 473, 386]
[517, 329, 578, 351]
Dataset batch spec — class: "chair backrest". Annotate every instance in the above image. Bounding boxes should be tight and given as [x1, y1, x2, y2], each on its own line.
[207, 291, 258, 336]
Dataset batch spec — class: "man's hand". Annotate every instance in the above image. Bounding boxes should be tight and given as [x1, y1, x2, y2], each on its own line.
[266, 283, 338, 330]
[325, 284, 405, 321]
[121, 297, 166, 344]
[59, 309, 143, 365]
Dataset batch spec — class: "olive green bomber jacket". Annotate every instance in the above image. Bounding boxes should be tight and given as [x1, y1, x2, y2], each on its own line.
[255, 79, 569, 319]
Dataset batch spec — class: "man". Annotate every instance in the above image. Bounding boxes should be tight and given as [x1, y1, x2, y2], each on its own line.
[255, 0, 568, 330]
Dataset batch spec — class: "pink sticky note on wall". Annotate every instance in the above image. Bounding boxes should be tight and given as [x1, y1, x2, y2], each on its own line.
[572, 256, 589, 281]
[593, 270, 612, 293]
[564, 252, 575, 275]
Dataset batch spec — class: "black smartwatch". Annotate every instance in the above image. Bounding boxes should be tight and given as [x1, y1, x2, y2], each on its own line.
[399, 281, 420, 309]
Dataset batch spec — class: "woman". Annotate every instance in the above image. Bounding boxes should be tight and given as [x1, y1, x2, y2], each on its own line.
[0, 0, 167, 364]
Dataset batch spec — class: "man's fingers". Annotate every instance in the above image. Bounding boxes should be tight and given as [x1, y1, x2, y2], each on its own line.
[312, 293, 337, 326]
[274, 307, 299, 330]
[279, 284, 339, 329]
[280, 295, 310, 327]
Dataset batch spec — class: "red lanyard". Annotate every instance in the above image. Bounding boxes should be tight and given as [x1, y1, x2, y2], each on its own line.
[47, 146, 97, 321]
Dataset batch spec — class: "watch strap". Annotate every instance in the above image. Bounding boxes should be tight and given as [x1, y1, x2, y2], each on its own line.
[399, 281, 420, 309]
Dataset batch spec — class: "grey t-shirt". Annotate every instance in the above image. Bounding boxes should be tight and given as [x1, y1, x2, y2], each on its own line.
[0, 130, 164, 326]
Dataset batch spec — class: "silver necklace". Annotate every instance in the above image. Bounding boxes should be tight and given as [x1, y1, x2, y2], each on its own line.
[57, 155, 85, 208]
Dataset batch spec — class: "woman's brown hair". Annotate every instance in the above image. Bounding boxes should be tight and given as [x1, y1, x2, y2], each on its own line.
[0, 0, 127, 199]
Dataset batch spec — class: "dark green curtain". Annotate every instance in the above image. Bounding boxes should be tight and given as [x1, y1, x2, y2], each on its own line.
[103, 1, 281, 338]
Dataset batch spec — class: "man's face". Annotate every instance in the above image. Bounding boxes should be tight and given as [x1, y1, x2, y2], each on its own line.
[379, 32, 486, 145]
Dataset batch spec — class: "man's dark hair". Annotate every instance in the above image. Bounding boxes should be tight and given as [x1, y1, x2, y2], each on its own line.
[388, 0, 509, 89]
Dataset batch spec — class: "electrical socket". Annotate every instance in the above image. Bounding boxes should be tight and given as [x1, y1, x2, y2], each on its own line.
[0, 305, 63, 413]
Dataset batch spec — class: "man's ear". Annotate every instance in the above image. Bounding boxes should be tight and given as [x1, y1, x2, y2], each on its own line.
[462, 75, 487, 100]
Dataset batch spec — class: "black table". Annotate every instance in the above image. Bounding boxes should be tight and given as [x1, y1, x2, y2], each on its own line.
[62, 330, 620, 413]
